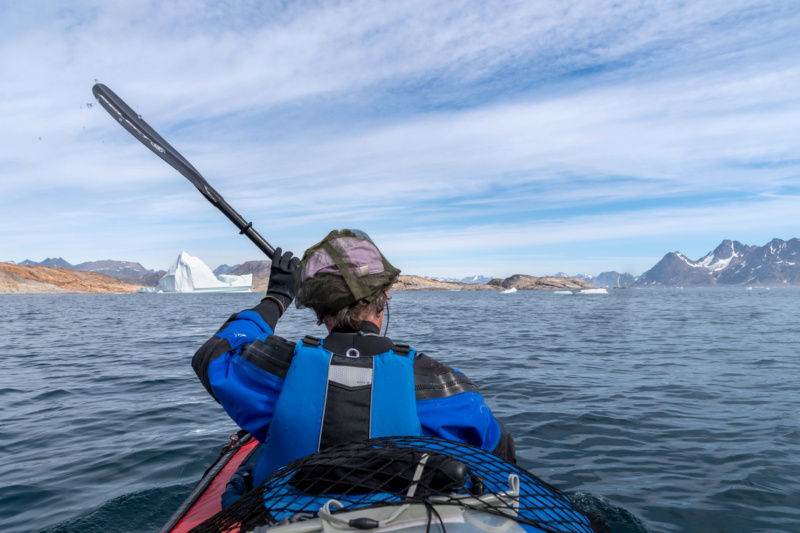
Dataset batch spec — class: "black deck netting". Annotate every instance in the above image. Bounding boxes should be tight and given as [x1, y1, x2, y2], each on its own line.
[190, 436, 594, 533]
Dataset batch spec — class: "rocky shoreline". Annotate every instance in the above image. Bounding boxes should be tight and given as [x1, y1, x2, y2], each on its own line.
[392, 274, 594, 291]
[0, 263, 595, 294]
[0, 263, 140, 294]
[391, 276, 496, 291]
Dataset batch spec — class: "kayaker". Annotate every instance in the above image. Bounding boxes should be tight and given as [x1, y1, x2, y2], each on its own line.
[193, 229, 515, 502]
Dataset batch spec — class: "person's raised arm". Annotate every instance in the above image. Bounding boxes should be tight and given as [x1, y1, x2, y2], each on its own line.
[193, 248, 298, 395]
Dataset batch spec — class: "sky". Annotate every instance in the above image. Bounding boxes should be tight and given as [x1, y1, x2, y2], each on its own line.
[1, 0, 799, 278]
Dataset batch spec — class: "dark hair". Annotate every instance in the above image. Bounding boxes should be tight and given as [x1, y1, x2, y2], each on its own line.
[315, 291, 390, 330]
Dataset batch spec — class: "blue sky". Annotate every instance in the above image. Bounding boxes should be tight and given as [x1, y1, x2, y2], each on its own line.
[1, 1, 799, 278]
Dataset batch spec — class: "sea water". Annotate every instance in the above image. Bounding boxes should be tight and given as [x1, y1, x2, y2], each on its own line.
[0, 289, 798, 532]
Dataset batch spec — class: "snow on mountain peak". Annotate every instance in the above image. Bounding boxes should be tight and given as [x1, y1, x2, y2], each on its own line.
[637, 238, 800, 286]
[696, 241, 739, 271]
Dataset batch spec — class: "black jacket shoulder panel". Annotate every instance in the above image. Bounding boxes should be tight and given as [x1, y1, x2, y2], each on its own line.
[240, 335, 295, 379]
[412, 353, 479, 400]
[412, 352, 453, 376]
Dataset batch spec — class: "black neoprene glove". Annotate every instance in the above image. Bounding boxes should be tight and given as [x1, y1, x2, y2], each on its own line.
[266, 248, 300, 311]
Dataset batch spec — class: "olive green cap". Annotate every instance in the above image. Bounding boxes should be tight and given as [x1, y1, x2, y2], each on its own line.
[294, 229, 400, 314]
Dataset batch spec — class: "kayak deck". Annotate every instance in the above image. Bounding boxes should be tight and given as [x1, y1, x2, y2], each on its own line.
[176, 436, 594, 533]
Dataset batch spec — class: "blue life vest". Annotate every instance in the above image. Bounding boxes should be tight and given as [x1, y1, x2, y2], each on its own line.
[252, 338, 422, 482]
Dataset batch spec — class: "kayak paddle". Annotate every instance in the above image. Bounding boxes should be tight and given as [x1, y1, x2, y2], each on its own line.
[92, 83, 275, 259]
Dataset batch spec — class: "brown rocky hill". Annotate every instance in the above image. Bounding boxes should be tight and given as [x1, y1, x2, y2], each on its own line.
[393, 275, 594, 291]
[231, 260, 271, 292]
[488, 275, 594, 290]
[0, 263, 140, 294]
[231, 260, 271, 276]
[392, 276, 497, 291]
[115, 271, 167, 287]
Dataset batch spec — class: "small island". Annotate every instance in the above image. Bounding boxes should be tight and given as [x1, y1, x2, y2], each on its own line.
[392, 275, 594, 291]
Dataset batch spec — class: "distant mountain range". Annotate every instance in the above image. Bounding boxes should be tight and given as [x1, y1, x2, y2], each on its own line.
[550, 238, 799, 287]
[213, 264, 241, 276]
[225, 261, 272, 292]
[21, 257, 75, 269]
[11, 238, 798, 289]
[16, 258, 166, 286]
[425, 275, 494, 285]
[213, 262, 271, 277]
[636, 238, 800, 286]
[12, 257, 271, 289]
[230, 261, 271, 277]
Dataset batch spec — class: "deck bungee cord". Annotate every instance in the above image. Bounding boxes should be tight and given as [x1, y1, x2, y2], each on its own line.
[189, 436, 594, 533]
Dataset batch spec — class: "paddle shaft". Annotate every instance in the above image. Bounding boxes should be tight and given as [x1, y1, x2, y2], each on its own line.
[92, 83, 275, 259]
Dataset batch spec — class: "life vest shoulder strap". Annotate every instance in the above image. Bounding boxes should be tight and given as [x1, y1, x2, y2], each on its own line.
[255, 340, 422, 483]
[392, 343, 412, 357]
[302, 335, 322, 348]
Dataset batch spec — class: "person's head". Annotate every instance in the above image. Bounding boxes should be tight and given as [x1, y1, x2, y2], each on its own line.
[294, 229, 400, 330]
[321, 290, 390, 331]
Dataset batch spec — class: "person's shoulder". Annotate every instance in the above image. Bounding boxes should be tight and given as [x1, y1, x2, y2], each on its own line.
[239, 334, 296, 378]
[411, 351, 455, 376]
[409, 350, 481, 400]
[252, 333, 296, 353]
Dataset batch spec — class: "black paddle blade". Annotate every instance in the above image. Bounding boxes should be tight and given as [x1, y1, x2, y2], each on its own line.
[92, 83, 275, 258]
[92, 83, 221, 204]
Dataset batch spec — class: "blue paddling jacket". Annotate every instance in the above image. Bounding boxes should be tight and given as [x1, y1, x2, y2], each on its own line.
[192, 299, 516, 487]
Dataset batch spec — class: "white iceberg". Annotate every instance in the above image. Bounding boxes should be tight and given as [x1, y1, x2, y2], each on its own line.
[139, 251, 252, 293]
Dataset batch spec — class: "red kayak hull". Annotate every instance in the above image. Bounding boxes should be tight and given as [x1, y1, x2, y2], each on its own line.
[163, 434, 258, 533]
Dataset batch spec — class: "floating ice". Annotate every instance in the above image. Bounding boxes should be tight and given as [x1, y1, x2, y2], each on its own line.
[139, 251, 252, 293]
[578, 288, 608, 294]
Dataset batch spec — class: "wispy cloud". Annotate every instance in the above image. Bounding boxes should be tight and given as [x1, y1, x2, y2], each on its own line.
[1, 1, 799, 276]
